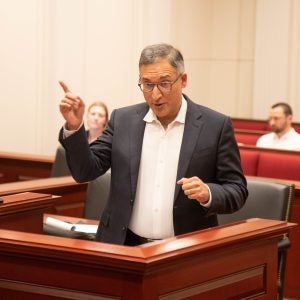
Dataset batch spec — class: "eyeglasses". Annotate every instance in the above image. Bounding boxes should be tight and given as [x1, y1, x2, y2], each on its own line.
[138, 73, 182, 94]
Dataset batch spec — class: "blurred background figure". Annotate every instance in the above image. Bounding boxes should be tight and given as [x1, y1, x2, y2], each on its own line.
[256, 102, 300, 150]
[86, 101, 109, 144]
[51, 100, 109, 177]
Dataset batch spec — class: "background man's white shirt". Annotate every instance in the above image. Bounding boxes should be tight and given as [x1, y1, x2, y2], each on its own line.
[256, 128, 300, 150]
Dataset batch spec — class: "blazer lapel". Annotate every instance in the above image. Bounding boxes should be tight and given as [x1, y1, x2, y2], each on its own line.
[174, 98, 204, 201]
[129, 104, 148, 199]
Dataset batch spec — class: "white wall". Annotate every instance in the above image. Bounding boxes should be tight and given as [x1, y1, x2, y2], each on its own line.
[1, 0, 300, 155]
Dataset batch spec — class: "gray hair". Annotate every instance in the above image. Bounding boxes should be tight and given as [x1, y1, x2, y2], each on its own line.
[139, 43, 185, 73]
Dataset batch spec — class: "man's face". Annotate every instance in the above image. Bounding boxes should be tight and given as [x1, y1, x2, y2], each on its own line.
[268, 106, 292, 134]
[139, 59, 187, 126]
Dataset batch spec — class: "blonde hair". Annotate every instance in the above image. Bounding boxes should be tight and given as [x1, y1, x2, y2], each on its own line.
[87, 101, 109, 125]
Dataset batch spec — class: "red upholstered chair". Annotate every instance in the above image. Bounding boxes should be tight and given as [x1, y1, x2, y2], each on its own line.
[293, 123, 300, 133]
[257, 152, 300, 181]
[239, 149, 259, 176]
[235, 132, 260, 146]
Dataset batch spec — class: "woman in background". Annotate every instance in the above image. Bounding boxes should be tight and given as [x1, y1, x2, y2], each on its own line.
[51, 100, 109, 177]
[86, 101, 109, 143]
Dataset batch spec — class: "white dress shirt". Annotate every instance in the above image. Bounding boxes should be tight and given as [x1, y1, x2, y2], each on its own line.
[256, 128, 300, 150]
[129, 99, 187, 239]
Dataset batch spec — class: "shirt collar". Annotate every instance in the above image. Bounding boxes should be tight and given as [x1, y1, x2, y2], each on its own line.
[143, 96, 187, 125]
[274, 128, 296, 140]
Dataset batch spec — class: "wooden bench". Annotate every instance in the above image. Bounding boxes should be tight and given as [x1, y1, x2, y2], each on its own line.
[235, 129, 266, 146]
[239, 145, 300, 181]
[0, 151, 54, 183]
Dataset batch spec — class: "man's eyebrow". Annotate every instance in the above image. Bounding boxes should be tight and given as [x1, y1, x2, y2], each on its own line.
[160, 75, 172, 81]
[140, 75, 172, 82]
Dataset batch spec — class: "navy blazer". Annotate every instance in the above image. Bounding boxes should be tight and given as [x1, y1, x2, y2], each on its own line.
[59, 94, 248, 245]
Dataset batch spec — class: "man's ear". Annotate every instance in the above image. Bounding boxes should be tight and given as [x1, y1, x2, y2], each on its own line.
[181, 73, 187, 88]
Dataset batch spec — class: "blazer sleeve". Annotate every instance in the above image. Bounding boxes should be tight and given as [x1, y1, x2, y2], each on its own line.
[206, 116, 248, 214]
[58, 116, 113, 182]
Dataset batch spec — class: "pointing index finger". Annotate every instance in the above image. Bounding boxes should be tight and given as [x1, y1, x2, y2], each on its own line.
[59, 80, 71, 93]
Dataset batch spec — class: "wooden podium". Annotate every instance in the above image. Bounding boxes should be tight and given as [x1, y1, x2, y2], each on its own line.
[0, 218, 295, 300]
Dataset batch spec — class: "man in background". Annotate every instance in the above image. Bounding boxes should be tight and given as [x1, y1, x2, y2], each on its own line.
[256, 102, 300, 150]
[58, 43, 248, 246]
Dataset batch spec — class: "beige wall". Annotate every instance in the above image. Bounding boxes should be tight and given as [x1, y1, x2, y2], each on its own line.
[171, 0, 256, 117]
[0, 0, 300, 155]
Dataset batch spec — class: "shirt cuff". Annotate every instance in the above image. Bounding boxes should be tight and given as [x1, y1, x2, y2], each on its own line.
[63, 121, 84, 138]
[199, 184, 212, 208]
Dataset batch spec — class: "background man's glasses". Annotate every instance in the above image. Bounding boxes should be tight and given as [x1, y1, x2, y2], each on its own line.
[138, 73, 182, 94]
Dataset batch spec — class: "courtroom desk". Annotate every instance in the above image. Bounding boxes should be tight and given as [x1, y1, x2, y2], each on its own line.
[0, 218, 295, 299]
[0, 176, 88, 217]
[0, 151, 54, 183]
[247, 176, 300, 299]
[0, 192, 58, 233]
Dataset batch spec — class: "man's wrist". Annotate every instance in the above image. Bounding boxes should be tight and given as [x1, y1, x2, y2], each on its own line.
[65, 122, 81, 131]
[63, 121, 84, 138]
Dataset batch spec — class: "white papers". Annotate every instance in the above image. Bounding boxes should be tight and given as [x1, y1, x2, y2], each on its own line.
[45, 217, 74, 231]
[44, 217, 98, 234]
[72, 223, 98, 234]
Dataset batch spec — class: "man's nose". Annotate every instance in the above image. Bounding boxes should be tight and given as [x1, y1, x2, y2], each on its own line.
[151, 85, 163, 99]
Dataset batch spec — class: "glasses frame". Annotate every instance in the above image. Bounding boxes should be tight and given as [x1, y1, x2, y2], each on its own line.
[138, 73, 182, 94]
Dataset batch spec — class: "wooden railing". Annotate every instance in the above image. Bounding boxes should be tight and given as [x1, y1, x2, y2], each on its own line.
[231, 117, 300, 133]
[0, 176, 87, 217]
[0, 151, 54, 183]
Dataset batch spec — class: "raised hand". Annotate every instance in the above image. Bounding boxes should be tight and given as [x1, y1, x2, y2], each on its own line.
[59, 81, 85, 130]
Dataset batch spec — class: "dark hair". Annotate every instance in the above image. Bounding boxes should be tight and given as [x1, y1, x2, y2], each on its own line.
[139, 43, 184, 73]
[271, 102, 293, 116]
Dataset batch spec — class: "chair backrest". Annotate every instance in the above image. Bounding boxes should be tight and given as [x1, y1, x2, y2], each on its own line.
[218, 178, 294, 224]
[83, 171, 111, 220]
[217, 178, 295, 300]
[50, 146, 71, 177]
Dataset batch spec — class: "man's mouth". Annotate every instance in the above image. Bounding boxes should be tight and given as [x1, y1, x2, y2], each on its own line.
[154, 103, 165, 107]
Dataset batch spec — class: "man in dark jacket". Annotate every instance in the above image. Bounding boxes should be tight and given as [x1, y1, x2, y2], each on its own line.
[59, 43, 248, 246]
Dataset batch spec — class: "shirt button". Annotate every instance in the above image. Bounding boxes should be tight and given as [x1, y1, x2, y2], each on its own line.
[122, 226, 127, 231]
